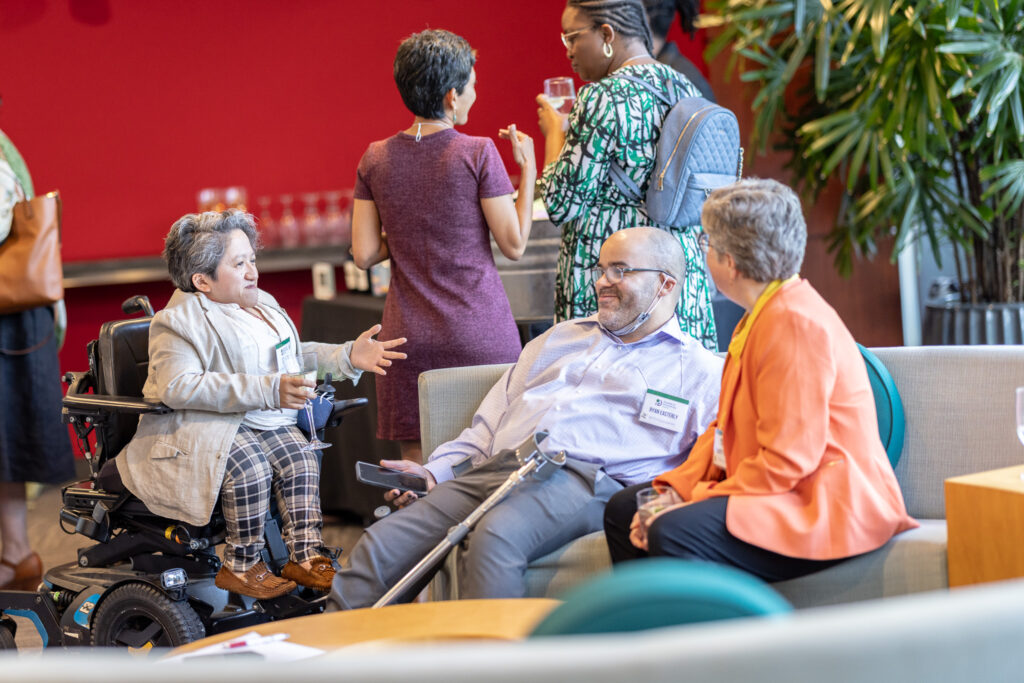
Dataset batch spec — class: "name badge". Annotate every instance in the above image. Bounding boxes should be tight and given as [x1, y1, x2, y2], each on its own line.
[639, 389, 689, 431]
[712, 428, 726, 470]
[275, 337, 298, 374]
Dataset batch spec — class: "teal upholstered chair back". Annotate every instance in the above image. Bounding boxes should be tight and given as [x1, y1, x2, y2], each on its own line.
[858, 344, 905, 468]
[529, 559, 792, 637]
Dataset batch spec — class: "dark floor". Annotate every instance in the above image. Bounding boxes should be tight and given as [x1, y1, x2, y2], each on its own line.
[5, 482, 366, 653]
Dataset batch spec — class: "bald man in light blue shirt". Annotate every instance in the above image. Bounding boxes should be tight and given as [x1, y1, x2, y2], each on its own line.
[330, 228, 723, 607]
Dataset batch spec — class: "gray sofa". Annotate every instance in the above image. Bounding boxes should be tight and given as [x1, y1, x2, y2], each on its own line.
[418, 345, 1024, 607]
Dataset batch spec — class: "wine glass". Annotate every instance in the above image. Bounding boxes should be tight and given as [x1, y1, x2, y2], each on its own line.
[301, 192, 324, 246]
[543, 77, 576, 114]
[296, 351, 332, 452]
[1016, 387, 1024, 447]
[277, 194, 300, 248]
[256, 196, 278, 248]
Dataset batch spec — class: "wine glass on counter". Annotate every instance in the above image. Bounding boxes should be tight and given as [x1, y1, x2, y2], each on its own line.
[256, 196, 278, 248]
[323, 190, 351, 246]
[302, 193, 324, 246]
[224, 186, 248, 211]
[197, 188, 225, 213]
[277, 194, 300, 249]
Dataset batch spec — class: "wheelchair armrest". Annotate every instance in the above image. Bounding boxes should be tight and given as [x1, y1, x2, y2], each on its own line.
[63, 394, 173, 416]
[325, 397, 368, 428]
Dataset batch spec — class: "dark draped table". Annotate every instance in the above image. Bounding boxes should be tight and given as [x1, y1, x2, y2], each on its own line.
[302, 294, 552, 523]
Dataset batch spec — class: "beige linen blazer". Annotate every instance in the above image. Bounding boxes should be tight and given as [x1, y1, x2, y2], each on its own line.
[116, 288, 361, 525]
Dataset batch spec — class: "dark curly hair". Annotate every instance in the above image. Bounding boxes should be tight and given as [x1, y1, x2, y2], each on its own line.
[568, 0, 654, 53]
[393, 29, 476, 119]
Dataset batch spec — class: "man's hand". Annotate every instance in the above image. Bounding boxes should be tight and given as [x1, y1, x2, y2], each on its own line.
[350, 324, 407, 375]
[380, 459, 437, 508]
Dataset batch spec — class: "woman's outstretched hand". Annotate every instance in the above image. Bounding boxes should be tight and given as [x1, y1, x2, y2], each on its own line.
[499, 124, 536, 172]
[350, 324, 407, 375]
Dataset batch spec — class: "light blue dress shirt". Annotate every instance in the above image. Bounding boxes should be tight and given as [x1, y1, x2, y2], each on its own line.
[424, 314, 723, 486]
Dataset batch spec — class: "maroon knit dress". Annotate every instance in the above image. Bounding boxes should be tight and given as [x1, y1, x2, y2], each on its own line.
[354, 128, 522, 441]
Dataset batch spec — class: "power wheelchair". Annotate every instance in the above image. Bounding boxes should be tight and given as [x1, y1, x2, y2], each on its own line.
[0, 296, 366, 650]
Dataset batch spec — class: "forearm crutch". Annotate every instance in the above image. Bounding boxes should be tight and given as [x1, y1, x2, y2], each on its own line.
[372, 431, 566, 608]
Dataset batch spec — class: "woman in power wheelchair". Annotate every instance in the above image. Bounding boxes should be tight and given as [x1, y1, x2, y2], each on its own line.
[0, 210, 406, 649]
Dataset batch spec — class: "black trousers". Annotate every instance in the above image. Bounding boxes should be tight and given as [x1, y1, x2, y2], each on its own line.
[603, 482, 845, 583]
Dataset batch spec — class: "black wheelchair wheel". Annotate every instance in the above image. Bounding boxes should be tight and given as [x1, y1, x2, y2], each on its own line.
[0, 617, 17, 649]
[89, 583, 205, 650]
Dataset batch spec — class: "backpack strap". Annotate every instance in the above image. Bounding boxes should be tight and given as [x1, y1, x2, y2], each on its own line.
[603, 72, 685, 202]
[612, 73, 675, 107]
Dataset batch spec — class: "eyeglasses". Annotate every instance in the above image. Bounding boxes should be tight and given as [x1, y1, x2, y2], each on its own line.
[589, 265, 669, 284]
[697, 232, 712, 254]
[560, 26, 593, 48]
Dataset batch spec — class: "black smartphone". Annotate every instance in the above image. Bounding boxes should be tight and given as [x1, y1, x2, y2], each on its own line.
[355, 461, 429, 497]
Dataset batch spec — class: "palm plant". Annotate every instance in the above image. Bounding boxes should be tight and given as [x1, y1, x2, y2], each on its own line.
[702, 0, 1024, 303]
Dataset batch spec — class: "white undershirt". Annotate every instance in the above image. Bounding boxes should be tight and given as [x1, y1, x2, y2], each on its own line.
[216, 301, 299, 430]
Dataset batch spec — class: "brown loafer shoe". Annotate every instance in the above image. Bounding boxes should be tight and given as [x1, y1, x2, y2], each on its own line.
[281, 556, 336, 592]
[0, 551, 43, 591]
[215, 561, 296, 599]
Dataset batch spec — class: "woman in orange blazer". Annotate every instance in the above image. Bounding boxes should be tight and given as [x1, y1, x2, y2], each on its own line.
[603, 179, 917, 581]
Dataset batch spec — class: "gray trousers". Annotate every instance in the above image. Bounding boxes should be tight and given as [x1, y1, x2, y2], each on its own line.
[328, 450, 622, 610]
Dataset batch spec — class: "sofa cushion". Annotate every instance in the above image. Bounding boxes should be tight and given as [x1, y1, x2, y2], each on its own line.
[872, 346, 1024, 520]
[771, 520, 948, 607]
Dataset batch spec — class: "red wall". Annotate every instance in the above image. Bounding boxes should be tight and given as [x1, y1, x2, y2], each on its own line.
[1, 0, 706, 375]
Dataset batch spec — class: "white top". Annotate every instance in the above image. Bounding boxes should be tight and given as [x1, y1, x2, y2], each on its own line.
[215, 301, 299, 430]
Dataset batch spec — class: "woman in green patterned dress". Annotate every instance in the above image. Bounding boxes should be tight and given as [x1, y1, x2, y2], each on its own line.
[537, 0, 716, 350]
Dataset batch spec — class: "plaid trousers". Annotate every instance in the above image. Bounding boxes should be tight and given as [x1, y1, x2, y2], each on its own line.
[220, 425, 323, 572]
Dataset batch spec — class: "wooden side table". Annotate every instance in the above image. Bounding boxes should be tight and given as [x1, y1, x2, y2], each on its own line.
[168, 598, 559, 656]
[945, 464, 1024, 587]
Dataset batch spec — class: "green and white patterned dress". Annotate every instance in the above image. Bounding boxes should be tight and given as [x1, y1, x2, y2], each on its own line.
[540, 63, 717, 351]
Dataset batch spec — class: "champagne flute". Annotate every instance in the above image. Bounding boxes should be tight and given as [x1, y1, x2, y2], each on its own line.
[295, 351, 331, 451]
[544, 77, 576, 114]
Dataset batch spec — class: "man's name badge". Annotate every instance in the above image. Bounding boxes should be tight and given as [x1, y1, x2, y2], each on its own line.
[712, 428, 726, 470]
[639, 389, 689, 431]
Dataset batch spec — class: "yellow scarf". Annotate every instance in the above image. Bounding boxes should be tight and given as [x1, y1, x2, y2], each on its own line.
[727, 274, 800, 360]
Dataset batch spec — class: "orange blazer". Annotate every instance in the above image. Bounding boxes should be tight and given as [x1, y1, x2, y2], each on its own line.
[656, 280, 917, 560]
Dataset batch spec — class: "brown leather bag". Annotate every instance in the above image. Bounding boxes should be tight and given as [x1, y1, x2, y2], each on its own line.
[0, 189, 64, 314]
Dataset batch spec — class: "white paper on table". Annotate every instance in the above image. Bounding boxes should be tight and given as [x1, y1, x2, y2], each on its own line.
[162, 631, 325, 663]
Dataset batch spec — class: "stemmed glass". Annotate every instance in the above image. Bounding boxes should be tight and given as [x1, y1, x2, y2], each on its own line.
[296, 351, 331, 451]
[543, 77, 576, 114]
[1016, 387, 1024, 448]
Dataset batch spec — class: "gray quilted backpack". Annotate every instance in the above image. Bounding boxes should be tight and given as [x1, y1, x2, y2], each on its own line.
[608, 73, 743, 228]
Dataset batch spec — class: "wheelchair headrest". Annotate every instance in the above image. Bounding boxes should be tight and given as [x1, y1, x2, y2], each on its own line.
[95, 317, 152, 398]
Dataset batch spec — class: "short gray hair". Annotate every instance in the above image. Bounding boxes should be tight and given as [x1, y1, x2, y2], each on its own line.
[701, 179, 806, 282]
[163, 210, 261, 292]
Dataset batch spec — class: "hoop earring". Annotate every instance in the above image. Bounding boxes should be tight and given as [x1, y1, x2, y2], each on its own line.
[602, 42, 613, 58]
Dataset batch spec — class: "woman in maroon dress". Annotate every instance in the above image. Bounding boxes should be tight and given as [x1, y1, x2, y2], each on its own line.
[351, 29, 536, 463]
